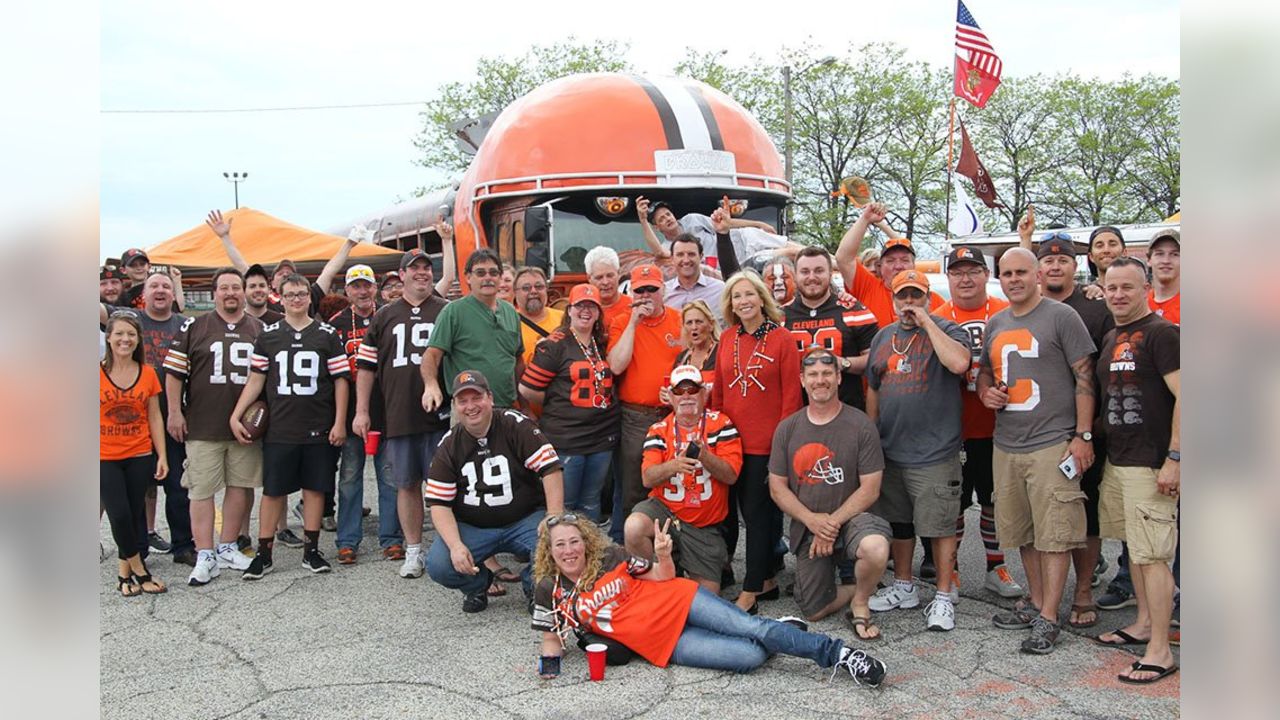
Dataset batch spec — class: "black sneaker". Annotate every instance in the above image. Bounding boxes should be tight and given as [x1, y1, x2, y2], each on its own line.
[275, 529, 304, 548]
[147, 532, 172, 554]
[833, 646, 887, 688]
[302, 549, 332, 574]
[242, 555, 273, 581]
[463, 568, 492, 613]
[172, 548, 197, 567]
[236, 535, 253, 553]
[1020, 616, 1060, 655]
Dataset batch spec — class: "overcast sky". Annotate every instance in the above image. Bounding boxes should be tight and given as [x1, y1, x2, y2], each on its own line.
[100, 0, 1179, 262]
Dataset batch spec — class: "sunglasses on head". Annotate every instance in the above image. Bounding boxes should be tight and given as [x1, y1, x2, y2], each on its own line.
[545, 512, 581, 528]
[802, 353, 837, 367]
[108, 309, 139, 320]
[1040, 231, 1072, 242]
[670, 383, 701, 396]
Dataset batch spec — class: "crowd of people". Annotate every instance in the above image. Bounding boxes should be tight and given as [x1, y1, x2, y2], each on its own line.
[99, 200, 1180, 687]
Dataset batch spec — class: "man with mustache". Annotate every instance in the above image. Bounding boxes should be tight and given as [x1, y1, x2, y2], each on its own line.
[833, 203, 944, 329]
[513, 267, 564, 365]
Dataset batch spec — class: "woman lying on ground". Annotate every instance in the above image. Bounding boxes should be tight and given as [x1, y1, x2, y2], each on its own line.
[529, 512, 887, 687]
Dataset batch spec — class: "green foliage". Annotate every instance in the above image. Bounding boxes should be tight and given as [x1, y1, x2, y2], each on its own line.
[411, 40, 1179, 246]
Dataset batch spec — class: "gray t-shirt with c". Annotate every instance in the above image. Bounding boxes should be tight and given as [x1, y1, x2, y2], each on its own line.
[979, 298, 1096, 452]
[865, 317, 971, 466]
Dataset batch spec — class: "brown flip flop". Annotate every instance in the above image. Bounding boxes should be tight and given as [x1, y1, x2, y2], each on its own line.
[849, 613, 882, 641]
[1068, 603, 1099, 629]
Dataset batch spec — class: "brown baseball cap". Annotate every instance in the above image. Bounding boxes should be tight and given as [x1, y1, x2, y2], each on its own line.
[451, 369, 491, 398]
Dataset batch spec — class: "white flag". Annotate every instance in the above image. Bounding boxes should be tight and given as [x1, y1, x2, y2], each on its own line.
[949, 179, 984, 237]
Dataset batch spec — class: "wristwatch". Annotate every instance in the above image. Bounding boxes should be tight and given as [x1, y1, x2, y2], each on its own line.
[1071, 430, 1094, 442]
[840, 357, 852, 370]
[1167, 450, 1181, 462]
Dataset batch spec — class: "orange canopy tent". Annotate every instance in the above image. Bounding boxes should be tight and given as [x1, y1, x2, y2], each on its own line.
[146, 207, 402, 278]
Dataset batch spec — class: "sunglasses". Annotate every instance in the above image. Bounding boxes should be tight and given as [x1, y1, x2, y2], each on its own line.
[670, 383, 701, 396]
[470, 267, 502, 277]
[545, 512, 581, 528]
[802, 353, 837, 367]
[108, 309, 139, 319]
[1040, 231, 1072, 242]
[632, 286, 661, 295]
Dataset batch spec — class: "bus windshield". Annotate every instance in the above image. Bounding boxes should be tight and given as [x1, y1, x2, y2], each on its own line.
[550, 205, 647, 274]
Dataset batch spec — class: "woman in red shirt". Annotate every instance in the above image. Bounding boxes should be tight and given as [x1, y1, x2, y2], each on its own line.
[530, 513, 885, 686]
[100, 312, 169, 597]
[712, 271, 802, 612]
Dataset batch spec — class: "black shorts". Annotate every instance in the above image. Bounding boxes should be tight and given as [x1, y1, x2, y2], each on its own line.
[961, 437, 995, 509]
[263, 442, 338, 497]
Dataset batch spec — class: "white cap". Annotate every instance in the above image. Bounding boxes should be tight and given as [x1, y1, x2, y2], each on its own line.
[345, 264, 376, 285]
[670, 364, 703, 389]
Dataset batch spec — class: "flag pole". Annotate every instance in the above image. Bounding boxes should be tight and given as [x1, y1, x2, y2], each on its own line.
[945, 97, 956, 243]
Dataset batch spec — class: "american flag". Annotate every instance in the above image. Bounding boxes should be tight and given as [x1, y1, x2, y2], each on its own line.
[956, 1, 1002, 79]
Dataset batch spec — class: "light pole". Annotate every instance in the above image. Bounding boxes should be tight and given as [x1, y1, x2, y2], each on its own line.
[222, 171, 248, 209]
[783, 57, 836, 233]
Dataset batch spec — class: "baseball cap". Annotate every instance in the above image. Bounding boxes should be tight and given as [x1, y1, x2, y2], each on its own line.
[121, 248, 150, 267]
[629, 264, 663, 291]
[345, 264, 376, 285]
[245, 263, 270, 282]
[400, 248, 431, 271]
[881, 237, 916, 257]
[891, 270, 930, 295]
[379, 271, 401, 288]
[451, 369, 490, 398]
[647, 200, 674, 222]
[568, 283, 602, 307]
[1036, 240, 1076, 260]
[944, 246, 986, 270]
[669, 364, 703, 389]
[100, 266, 123, 281]
[274, 258, 297, 275]
[1149, 228, 1180, 249]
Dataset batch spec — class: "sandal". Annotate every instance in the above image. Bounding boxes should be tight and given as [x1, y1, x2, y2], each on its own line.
[1117, 660, 1178, 685]
[849, 613, 882, 641]
[131, 566, 167, 595]
[117, 576, 141, 598]
[1093, 629, 1148, 646]
[492, 566, 521, 583]
[1068, 603, 1099, 629]
[487, 580, 508, 597]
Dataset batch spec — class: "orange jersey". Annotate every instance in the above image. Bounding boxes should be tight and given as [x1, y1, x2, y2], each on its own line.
[519, 308, 564, 364]
[100, 364, 162, 461]
[937, 297, 1010, 440]
[600, 294, 633, 330]
[847, 260, 943, 328]
[1148, 290, 1180, 326]
[608, 305, 684, 406]
[642, 410, 743, 527]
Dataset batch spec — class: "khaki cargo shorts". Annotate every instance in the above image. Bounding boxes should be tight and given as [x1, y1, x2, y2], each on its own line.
[183, 439, 263, 501]
[631, 498, 727, 584]
[1098, 462, 1178, 565]
[875, 458, 963, 538]
[993, 441, 1086, 553]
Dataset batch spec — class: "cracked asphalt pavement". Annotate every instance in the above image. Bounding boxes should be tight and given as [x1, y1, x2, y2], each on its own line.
[100, 474, 1179, 719]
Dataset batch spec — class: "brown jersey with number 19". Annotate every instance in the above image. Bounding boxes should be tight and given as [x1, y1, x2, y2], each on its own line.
[249, 320, 349, 444]
[355, 296, 450, 438]
[163, 313, 263, 442]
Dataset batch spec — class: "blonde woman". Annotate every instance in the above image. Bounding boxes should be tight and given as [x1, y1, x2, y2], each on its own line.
[712, 271, 802, 613]
[659, 301, 720, 406]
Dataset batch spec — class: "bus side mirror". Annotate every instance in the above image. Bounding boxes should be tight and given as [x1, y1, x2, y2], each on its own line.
[524, 206, 550, 272]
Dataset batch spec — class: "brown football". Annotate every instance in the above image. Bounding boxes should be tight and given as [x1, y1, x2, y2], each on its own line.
[240, 400, 269, 441]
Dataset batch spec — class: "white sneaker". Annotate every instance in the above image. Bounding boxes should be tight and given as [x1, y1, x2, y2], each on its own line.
[924, 598, 956, 631]
[216, 545, 253, 571]
[398, 547, 425, 579]
[869, 583, 919, 611]
[984, 565, 1024, 598]
[188, 554, 221, 586]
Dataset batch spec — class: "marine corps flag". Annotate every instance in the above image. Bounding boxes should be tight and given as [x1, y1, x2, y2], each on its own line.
[955, 119, 1003, 209]
[954, 1, 1003, 108]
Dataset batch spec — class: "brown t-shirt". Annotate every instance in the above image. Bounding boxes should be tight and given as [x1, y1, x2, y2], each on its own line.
[1097, 313, 1180, 469]
[163, 312, 263, 442]
[768, 405, 885, 550]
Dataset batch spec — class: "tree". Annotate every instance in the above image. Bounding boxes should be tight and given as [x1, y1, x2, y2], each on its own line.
[411, 40, 633, 186]
[1123, 76, 1181, 220]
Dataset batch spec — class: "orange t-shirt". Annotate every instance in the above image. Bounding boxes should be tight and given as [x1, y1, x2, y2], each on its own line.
[601, 294, 634, 330]
[608, 306, 684, 406]
[847, 260, 943, 328]
[1148, 291, 1180, 326]
[100, 364, 162, 461]
[937, 296, 1010, 440]
[642, 410, 743, 527]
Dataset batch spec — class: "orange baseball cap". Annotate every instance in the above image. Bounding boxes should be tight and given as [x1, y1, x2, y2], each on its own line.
[891, 270, 930, 295]
[629, 264, 663, 290]
[568, 283, 602, 307]
[882, 237, 916, 257]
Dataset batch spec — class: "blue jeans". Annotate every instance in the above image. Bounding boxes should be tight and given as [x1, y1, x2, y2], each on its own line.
[426, 511, 542, 597]
[336, 435, 401, 550]
[561, 451, 612, 522]
[669, 588, 844, 673]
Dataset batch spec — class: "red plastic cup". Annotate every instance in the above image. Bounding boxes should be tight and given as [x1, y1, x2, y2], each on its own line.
[585, 643, 607, 681]
[364, 430, 382, 455]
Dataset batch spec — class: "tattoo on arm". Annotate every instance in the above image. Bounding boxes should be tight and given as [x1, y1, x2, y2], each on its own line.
[1071, 357, 1095, 397]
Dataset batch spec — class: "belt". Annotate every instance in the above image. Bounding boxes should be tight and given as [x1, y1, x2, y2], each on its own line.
[621, 402, 668, 416]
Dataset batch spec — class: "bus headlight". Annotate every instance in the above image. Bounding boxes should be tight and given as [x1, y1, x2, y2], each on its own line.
[595, 196, 630, 218]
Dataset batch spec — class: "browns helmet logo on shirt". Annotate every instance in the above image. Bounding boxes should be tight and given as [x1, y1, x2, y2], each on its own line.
[792, 442, 844, 486]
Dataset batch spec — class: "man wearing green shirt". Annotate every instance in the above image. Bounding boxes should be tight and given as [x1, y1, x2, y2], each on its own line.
[422, 249, 524, 410]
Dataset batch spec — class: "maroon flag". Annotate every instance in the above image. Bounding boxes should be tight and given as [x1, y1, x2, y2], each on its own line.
[954, 1, 1002, 108]
[955, 119, 1002, 209]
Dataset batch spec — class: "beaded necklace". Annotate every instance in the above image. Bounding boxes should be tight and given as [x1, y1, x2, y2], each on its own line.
[728, 320, 778, 397]
[570, 328, 611, 409]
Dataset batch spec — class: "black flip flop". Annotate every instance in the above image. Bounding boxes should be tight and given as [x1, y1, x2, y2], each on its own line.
[492, 567, 521, 583]
[1118, 661, 1178, 685]
[849, 614, 882, 642]
[1093, 629, 1149, 646]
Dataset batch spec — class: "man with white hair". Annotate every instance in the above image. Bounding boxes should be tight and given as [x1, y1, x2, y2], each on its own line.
[584, 245, 632, 329]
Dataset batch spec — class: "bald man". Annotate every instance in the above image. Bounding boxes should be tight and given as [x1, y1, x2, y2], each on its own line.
[976, 248, 1097, 656]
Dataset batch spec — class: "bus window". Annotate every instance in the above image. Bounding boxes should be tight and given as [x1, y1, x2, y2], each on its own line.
[496, 221, 513, 266]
